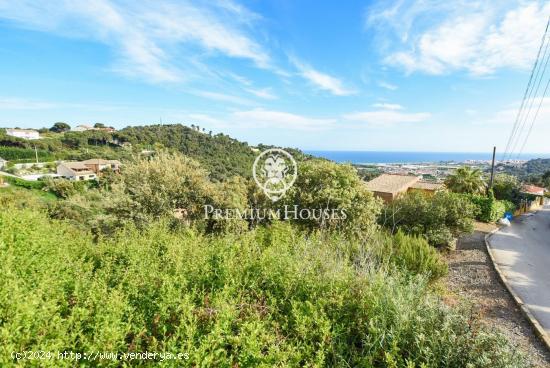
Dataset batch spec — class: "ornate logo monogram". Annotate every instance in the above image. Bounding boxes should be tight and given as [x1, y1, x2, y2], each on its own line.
[253, 148, 297, 202]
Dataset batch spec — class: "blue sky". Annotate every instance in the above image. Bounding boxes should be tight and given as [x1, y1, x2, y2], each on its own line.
[1, 0, 550, 153]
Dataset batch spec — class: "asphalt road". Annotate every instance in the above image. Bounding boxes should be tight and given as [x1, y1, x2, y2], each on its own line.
[488, 204, 550, 335]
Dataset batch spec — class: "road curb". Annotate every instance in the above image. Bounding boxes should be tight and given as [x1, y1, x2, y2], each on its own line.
[485, 227, 550, 350]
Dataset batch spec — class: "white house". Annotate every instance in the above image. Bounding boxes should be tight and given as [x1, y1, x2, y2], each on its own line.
[57, 162, 97, 181]
[72, 125, 94, 132]
[6, 128, 40, 140]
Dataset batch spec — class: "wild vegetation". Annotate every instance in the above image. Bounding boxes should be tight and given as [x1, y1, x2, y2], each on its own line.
[380, 191, 477, 249]
[0, 141, 531, 367]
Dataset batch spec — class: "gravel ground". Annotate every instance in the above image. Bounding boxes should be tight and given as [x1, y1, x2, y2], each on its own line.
[445, 223, 550, 368]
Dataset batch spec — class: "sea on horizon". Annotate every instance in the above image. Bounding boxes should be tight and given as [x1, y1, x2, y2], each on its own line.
[304, 150, 547, 164]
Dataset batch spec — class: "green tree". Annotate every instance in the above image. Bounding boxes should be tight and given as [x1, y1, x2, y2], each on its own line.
[444, 166, 486, 194]
[281, 159, 382, 237]
[50, 122, 71, 133]
[492, 173, 521, 202]
[94, 123, 106, 129]
[105, 151, 220, 228]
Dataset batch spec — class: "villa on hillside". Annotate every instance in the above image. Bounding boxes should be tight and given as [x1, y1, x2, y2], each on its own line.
[57, 162, 97, 181]
[80, 159, 121, 176]
[72, 124, 94, 132]
[72, 125, 116, 133]
[365, 174, 444, 203]
[57, 158, 121, 180]
[6, 128, 40, 140]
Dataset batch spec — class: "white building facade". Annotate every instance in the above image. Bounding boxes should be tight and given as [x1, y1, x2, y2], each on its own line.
[6, 129, 40, 140]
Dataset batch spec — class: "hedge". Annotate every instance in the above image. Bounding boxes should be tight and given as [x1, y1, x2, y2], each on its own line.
[4, 176, 46, 190]
[0, 146, 54, 161]
[465, 192, 515, 223]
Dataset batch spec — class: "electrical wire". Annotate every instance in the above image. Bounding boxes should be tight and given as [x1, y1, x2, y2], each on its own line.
[502, 17, 550, 161]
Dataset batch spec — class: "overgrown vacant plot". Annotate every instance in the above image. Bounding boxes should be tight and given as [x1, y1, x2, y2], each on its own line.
[0, 206, 527, 367]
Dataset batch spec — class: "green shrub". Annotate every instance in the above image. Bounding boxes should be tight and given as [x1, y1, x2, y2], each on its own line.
[501, 200, 516, 214]
[43, 178, 79, 198]
[0, 146, 53, 161]
[466, 191, 510, 222]
[381, 191, 476, 248]
[0, 207, 525, 367]
[492, 174, 521, 202]
[380, 231, 448, 280]
[281, 159, 382, 237]
[4, 176, 45, 190]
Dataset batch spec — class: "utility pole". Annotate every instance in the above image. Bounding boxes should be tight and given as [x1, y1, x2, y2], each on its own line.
[489, 146, 496, 192]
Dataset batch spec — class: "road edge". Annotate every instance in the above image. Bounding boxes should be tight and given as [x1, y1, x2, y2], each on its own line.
[485, 227, 550, 350]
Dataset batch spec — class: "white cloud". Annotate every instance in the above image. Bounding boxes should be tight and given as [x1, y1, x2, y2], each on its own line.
[232, 109, 336, 130]
[246, 88, 277, 100]
[367, 1, 550, 75]
[378, 81, 398, 90]
[372, 103, 403, 110]
[343, 109, 430, 125]
[0, 0, 270, 83]
[290, 57, 355, 96]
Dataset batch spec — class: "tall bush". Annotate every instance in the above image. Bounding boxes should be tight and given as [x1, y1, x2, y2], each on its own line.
[380, 191, 476, 247]
[281, 159, 382, 237]
[465, 191, 511, 222]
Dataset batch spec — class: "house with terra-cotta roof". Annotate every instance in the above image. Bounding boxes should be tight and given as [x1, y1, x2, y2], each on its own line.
[80, 159, 121, 176]
[519, 184, 547, 211]
[365, 174, 445, 203]
[57, 162, 97, 181]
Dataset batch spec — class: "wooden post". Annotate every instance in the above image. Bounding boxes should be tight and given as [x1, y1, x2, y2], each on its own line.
[489, 146, 496, 192]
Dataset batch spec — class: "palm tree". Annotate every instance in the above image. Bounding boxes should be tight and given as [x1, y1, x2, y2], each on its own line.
[444, 166, 486, 194]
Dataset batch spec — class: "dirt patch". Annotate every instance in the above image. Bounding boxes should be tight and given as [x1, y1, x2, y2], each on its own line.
[445, 223, 550, 367]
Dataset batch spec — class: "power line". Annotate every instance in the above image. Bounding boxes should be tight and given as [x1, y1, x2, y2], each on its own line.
[502, 17, 550, 161]
[507, 28, 550, 160]
[517, 75, 550, 158]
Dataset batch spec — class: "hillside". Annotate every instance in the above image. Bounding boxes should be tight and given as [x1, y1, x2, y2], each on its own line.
[499, 158, 550, 177]
[0, 124, 310, 181]
[114, 124, 256, 180]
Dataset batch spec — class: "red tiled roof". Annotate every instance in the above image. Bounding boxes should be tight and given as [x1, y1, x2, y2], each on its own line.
[521, 184, 545, 196]
[365, 174, 420, 195]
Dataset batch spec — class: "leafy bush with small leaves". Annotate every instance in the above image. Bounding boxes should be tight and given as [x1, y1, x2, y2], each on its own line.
[380, 191, 477, 247]
[42, 178, 79, 198]
[465, 191, 513, 222]
[281, 159, 382, 237]
[0, 206, 526, 367]
[4, 175, 45, 190]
